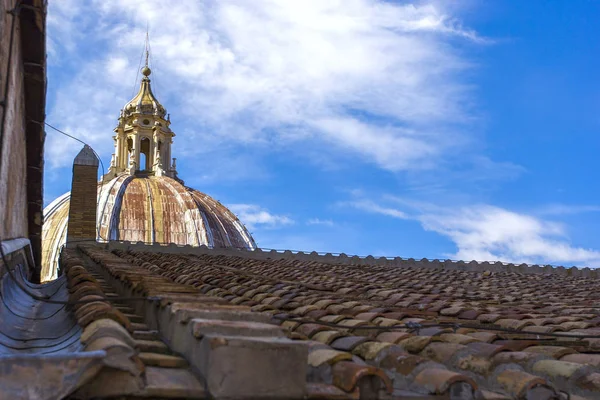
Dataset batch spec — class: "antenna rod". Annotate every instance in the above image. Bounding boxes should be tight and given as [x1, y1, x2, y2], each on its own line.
[144, 25, 150, 68]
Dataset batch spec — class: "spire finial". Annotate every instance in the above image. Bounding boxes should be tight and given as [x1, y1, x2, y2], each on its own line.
[141, 25, 151, 77]
[144, 25, 149, 67]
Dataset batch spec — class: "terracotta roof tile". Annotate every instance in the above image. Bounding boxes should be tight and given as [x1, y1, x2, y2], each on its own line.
[532, 359, 588, 380]
[493, 340, 542, 352]
[478, 314, 503, 323]
[458, 309, 483, 320]
[478, 389, 513, 399]
[577, 372, 600, 392]
[524, 345, 578, 359]
[466, 342, 509, 358]
[313, 330, 346, 346]
[305, 310, 331, 320]
[439, 333, 480, 345]
[376, 331, 412, 344]
[320, 314, 348, 324]
[296, 323, 330, 339]
[420, 342, 467, 363]
[330, 336, 369, 352]
[413, 368, 477, 396]
[561, 353, 600, 368]
[351, 341, 393, 361]
[75, 245, 600, 398]
[495, 318, 535, 330]
[308, 349, 353, 367]
[495, 369, 552, 399]
[331, 361, 392, 396]
[467, 331, 499, 343]
[398, 336, 433, 353]
[522, 325, 564, 334]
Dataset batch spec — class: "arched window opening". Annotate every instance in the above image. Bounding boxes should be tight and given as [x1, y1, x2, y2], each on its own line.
[140, 153, 147, 171]
[140, 137, 151, 171]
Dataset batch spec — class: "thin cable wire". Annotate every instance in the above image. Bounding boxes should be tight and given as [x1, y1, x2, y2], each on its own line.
[147, 36, 160, 100]
[131, 39, 146, 98]
[270, 315, 600, 339]
[43, 122, 105, 174]
[42, 122, 107, 242]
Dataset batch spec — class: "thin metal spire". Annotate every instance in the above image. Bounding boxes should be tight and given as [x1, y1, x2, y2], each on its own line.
[144, 24, 150, 68]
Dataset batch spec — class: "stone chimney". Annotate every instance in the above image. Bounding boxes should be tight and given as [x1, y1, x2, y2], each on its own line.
[66, 145, 99, 244]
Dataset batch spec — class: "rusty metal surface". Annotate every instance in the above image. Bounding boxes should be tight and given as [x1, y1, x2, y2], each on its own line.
[0, 263, 106, 399]
[0, 351, 105, 400]
[0, 265, 82, 354]
[189, 190, 257, 249]
[41, 174, 256, 280]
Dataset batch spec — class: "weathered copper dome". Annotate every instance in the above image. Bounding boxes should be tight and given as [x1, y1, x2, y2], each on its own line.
[41, 174, 256, 281]
[41, 53, 257, 281]
[122, 66, 166, 118]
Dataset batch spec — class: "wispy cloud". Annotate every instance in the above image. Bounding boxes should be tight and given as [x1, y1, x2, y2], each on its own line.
[346, 197, 600, 267]
[344, 200, 409, 220]
[418, 205, 600, 267]
[229, 204, 293, 229]
[536, 204, 600, 216]
[307, 218, 335, 227]
[45, 0, 484, 174]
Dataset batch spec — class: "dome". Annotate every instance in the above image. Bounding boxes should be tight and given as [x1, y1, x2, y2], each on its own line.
[122, 67, 166, 118]
[41, 174, 256, 281]
[41, 53, 256, 282]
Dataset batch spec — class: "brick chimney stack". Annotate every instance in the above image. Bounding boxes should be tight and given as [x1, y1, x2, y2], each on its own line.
[66, 145, 99, 244]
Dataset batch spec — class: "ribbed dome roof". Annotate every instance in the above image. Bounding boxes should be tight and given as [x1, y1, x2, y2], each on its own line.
[122, 68, 166, 118]
[41, 174, 256, 281]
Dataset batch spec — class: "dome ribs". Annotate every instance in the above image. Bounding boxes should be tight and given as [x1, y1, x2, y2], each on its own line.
[147, 177, 164, 243]
[99, 175, 132, 242]
[42, 175, 256, 279]
[118, 177, 149, 242]
[157, 176, 205, 246]
[41, 194, 71, 281]
[188, 191, 254, 250]
[142, 178, 156, 243]
[188, 191, 229, 248]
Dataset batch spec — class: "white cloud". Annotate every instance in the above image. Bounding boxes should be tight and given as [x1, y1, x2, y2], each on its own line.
[307, 218, 335, 227]
[347, 198, 600, 267]
[418, 205, 600, 266]
[345, 200, 409, 220]
[45, 0, 482, 173]
[229, 204, 293, 229]
[536, 204, 600, 216]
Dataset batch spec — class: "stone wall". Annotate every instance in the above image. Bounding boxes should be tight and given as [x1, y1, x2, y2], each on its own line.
[0, 0, 46, 276]
[0, 0, 28, 242]
[0, 238, 34, 279]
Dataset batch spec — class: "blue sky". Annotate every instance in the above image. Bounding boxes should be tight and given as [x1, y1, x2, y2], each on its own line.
[44, 0, 600, 267]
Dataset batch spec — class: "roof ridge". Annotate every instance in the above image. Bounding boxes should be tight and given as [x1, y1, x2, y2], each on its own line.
[105, 241, 597, 278]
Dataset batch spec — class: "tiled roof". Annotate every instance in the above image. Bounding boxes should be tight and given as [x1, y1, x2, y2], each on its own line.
[0, 239, 208, 399]
[60, 247, 205, 398]
[73, 243, 600, 399]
